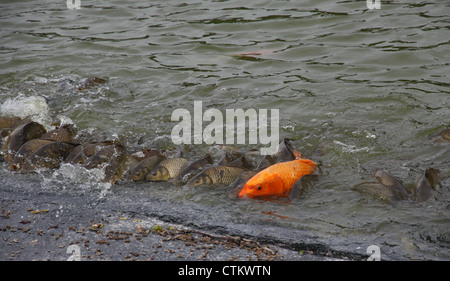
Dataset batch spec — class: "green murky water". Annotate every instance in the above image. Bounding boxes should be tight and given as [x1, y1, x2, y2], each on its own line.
[1, 0, 449, 260]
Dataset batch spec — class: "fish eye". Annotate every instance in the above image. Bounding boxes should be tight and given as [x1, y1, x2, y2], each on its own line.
[257, 186, 262, 190]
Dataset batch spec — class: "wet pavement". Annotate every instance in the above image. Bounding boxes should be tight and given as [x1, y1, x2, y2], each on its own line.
[0, 173, 351, 261]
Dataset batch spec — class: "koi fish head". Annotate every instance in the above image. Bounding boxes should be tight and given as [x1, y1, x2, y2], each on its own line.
[238, 173, 285, 198]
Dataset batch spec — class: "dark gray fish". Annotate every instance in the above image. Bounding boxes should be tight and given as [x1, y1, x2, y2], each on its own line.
[288, 175, 318, 201]
[174, 155, 214, 184]
[352, 182, 402, 202]
[256, 138, 296, 170]
[274, 138, 296, 160]
[3, 122, 47, 163]
[414, 175, 434, 202]
[187, 166, 247, 187]
[84, 143, 125, 170]
[63, 143, 91, 164]
[146, 157, 189, 181]
[9, 139, 54, 171]
[412, 167, 446, 202]
[374, 170, 409, 200]
[217, 149, 244, 166]
[126, 155, 166, 181]
[228, 170, 258, 198]
[227, 155, 252, 169]
[20, 141, 77, 173]
[120, 149, 164, 177]
[352, 170, 410, 202]
[57, 77, 75, 92]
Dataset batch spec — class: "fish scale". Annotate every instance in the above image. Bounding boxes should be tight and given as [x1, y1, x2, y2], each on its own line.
[187, 166, 247, 186]
[161, 158, 189, 178]
[205, 166, 247, 184]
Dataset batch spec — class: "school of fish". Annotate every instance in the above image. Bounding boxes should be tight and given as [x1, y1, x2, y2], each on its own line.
[0, 114, 448, 204]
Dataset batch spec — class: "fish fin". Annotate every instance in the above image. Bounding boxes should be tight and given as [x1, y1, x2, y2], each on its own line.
[288, 175, 317, 200]
[293, 150, 302, 160]
[288, 177, 305, 200]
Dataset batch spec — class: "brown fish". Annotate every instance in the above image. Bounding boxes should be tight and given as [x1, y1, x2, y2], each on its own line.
[1, 117, 32, 141]
[41, 124, 77, 142]
[9, 139, 54, 171]
[0, 127, 12, 141]
[428, 129, 450, 142]
[77, 77, 107, 90]
[64, 141, 115, 165]
[0, 116, 22, 130]
[20, 141, 77, 173]
[145, 157, 189, 181]
[103, 148, 127, 184]
[238, 49, 276, 57]
[134, 149, 163, 159]
[3, 122, 47, 162]
[126, 155, 166, 181]
[187, 166, 247, 187]
[424, 167, 441, 189]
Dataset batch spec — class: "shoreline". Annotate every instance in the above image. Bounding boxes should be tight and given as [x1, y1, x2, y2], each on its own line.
[0, 176, 347, 261]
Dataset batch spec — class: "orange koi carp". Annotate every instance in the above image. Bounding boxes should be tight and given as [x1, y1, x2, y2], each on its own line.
[238, 151, 317, 199]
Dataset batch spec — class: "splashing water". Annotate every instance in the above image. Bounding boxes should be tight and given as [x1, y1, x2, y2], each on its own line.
[0, 94, 51, 127]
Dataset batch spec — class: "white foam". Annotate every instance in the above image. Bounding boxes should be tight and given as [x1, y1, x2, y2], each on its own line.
[333, 140, 370, 153]
[0, 94, 52, 127]
[41, 163, 112, 197]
